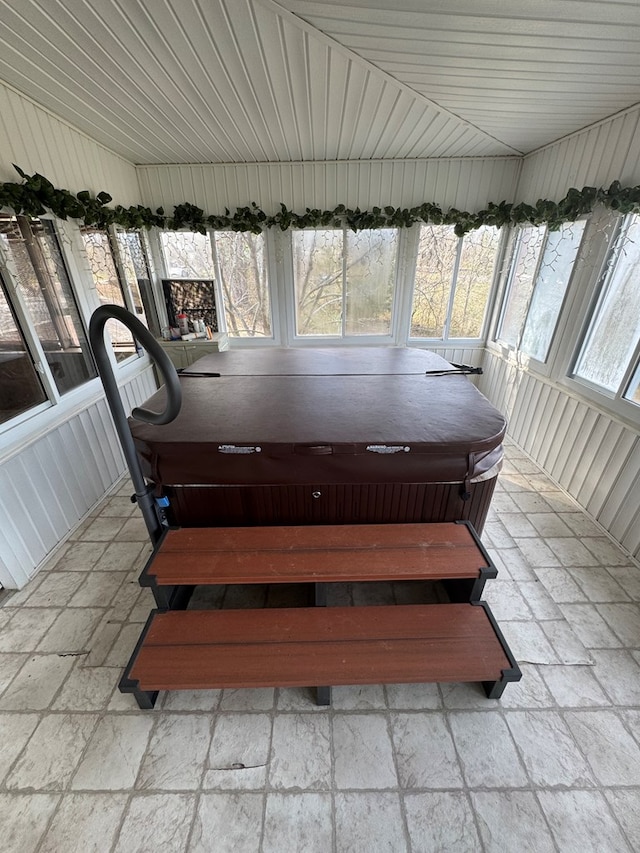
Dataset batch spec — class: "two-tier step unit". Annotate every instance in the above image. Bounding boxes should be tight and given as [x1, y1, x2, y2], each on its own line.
[120, 520, 521, 708]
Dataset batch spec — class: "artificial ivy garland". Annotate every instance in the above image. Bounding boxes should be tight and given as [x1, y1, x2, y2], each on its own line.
[2, 165, 640, 236]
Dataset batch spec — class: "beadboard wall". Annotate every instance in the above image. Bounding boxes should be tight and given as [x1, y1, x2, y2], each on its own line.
[478, 351, 640, 562]
[418, 345, 484, 371]
[0, 80, 140, 206]
[137, 157, 521, 216]
[0, 367, 157, 589]
[0, 82, 153, 588]
[477, 107, 640, 562]
[517, 103, 640, 203]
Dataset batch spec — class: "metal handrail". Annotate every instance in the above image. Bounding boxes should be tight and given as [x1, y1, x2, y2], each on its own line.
[89, 304, 182, 543]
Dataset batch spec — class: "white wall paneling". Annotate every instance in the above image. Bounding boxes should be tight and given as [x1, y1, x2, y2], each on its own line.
[479, 350, 640, 562]
[0, 80, 141, 206]
[417, 346, 484, 369]
[137, 156, 522, 217]
[0, 81, 153, 589]
[4, 1, 640, 162]
[0, 366, 157, 589]
[517, 103, 640, 202]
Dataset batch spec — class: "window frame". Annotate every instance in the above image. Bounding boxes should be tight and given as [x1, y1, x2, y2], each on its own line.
[491, 218, 588, 376]
[0, 214, 103, 432]
[80, 224, 144, 366]
[282, 224, 406, 347]
[113, 227, 162, 337]
[0, 263, 52, 428]
[0, 214, 158, 451]
[494, 224, 546, 352]
[564, 211, 640, 417]
[210, 228, 276, 344]
[153, 223, 506, 351]
[155, 227, 278, 347]
[407, 223, 506, 347]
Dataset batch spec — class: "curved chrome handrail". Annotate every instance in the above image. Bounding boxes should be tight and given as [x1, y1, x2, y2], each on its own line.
[89, 304, 182, 543]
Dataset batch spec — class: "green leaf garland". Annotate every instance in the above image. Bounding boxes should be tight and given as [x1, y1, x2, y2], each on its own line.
[2, 165, 640, 234]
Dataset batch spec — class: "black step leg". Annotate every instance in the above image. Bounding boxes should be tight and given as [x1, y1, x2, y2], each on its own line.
[316, 686, 331, 706]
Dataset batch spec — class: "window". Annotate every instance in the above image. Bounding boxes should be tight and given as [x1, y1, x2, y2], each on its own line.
[497, 220, 585, 360]
[81, 227, 138, 362]
[159, 230, 272, 339]
[292, 228, 398, 337]
[410, 225, 501, 340]
[0, 273, 47, 425]
[160, 231, 215, 279]
[497, 225, 544, 347]
[116, 231, 160, 337]
[213, 232, 271, 338]
[0, 216, 96, 425]
[573, 213, 640, 404]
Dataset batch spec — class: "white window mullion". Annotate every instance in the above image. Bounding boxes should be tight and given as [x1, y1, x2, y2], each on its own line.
[207, 231, 228, 337]
[265, 228, 286, 346]
[145, 227, 170, 330]
[442, 237, 464, 341]
[108, 225, 137, 317]
[391, 225, 420, 345]
[620, 335, 640, 402]
[483, 226, 513, 345]
[144, 230, 166, 322]
[341, 226, 347, 338]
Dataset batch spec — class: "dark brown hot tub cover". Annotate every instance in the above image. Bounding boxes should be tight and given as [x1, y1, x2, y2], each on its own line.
[129, 349, 506, 489]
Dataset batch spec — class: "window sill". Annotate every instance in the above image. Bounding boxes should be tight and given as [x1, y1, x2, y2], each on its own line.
[557, 375, 640, 431]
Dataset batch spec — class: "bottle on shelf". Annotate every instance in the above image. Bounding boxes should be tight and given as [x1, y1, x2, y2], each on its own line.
[177, 310, 190, 337]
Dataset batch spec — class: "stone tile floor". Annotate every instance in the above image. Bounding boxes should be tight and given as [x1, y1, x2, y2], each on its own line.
[1, 439, 639, 852]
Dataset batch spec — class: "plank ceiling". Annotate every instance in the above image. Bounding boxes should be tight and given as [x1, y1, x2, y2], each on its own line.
[0, 0, 639, 164]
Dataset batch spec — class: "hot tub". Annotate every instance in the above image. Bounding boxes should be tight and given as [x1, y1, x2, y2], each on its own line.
[129, 348, 505, 532]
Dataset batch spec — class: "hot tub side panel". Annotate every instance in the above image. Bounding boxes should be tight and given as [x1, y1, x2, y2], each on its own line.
[162, 476, 499, 533]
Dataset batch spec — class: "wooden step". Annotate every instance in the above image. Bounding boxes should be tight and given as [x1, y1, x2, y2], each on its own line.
[141, 521, 496, 606]
[120, 601, 521, 708]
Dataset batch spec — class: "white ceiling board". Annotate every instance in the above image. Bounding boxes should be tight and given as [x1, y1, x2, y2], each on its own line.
[278, 0, 640, 153]
[0, 0, 515, 165]
[0, 0, 638, 165]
